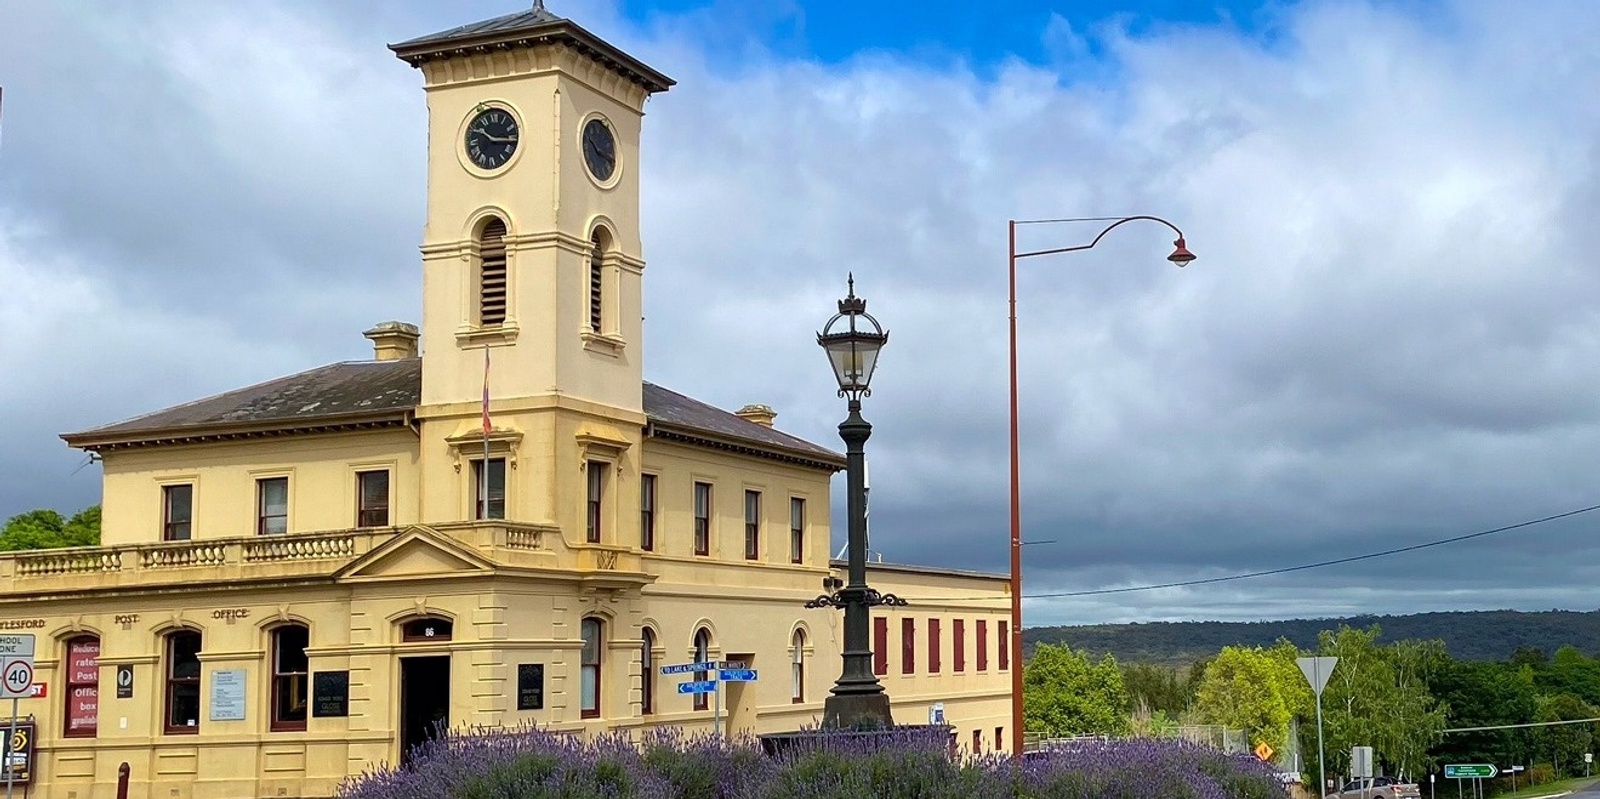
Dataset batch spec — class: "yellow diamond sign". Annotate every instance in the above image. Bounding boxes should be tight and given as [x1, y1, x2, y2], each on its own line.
[1254, 742, 1274, 762]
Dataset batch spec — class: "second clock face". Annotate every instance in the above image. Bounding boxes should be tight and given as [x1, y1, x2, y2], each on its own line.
[465, 108, 519, 170]
[582, 118, 617, 182]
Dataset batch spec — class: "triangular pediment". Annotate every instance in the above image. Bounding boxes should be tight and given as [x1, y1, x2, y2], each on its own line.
[335, 525, 496, 581]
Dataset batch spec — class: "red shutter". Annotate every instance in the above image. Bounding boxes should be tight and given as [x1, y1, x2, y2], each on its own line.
[929, 619, 942, 674]
[901, 618, 915, 674]
[873, 618, 888, 676]
[954, 619, 965, 673]
[977, 620, 988, 671]
[998, 621, 1010, 670]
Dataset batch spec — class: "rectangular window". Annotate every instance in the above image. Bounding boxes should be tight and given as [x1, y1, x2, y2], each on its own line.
[271, 626, 309, 732]
[996, 727, 1004, 752]
[929, 619, 942, 674]
[693, 482, 711, 556]
[356, 470, 390, 528]
[640, 474, 657, 551]
[164, 631, 202, 734]
[789, 498, 805, 563]
[998, 621, 1009, 671]
[954, 619, 966, 673]
[972, 729, 981, 753]
[901, 618, 915, 675]
[162, 484, 192, 541]
[586, 461, 606, 543]
[743, 490, 760, 560]
[64, 637, 99, 738]
[474, 458, 506, 520]
[873, 618, 888, 676]
[257, 477, 288, 536]
[581, 619, 602, 718]
[977, 620, 988, 672]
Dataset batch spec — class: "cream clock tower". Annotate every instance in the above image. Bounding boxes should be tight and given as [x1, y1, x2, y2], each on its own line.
[390, 5, 674, 530]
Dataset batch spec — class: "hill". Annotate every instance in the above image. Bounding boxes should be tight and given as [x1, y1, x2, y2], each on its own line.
[1025, 609, 1600, 665]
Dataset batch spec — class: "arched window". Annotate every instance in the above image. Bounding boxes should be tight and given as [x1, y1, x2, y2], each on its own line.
[588, 230, 607, 332]
[164, 630, 202, 734]
[640, 628, 656, 715]
[271, 625, 310, 731]
[692, 628, 711, 711]
[63, 635, 100, 738]
[580, 618, 602, 719]
[480, 218, 508, 326]
[791, 630, 806, 704]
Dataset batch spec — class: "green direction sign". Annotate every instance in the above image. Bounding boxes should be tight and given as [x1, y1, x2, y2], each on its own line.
[1444, 764, 1498, 779]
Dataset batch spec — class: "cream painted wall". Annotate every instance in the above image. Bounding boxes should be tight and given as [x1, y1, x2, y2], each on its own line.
[98, 429, 419, 545]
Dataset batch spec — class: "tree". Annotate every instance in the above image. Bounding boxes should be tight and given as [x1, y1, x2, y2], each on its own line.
[1192, 641, 1311, 753]
[1533, 692, 1595, 776]
[1306, 625, 1447, 780]
[1023, 643, 1130, 738]
[0, 506, 101, 551]
[1122, 662, 1196, 717]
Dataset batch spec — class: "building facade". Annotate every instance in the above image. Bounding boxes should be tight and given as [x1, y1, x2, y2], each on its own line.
[7, 6, 1012, 798]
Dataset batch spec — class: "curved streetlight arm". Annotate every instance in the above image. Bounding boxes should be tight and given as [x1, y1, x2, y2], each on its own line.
[1006, 212, 1191, 760]
[1013, 215, 1187, 260]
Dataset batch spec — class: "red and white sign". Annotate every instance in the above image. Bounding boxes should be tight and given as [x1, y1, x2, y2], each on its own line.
[23, 683, 44, 698]
[64, 638, 98, 736]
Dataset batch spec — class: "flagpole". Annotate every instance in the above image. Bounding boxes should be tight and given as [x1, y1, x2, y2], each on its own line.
[481, 345, 491, 518]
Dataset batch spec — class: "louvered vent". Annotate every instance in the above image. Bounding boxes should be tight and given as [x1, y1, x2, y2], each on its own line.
[589, 235, 604, 332]
[480, 219, 508, 326]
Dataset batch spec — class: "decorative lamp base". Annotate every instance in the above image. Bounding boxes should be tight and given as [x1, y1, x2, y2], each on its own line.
[821, 693, 895, 730]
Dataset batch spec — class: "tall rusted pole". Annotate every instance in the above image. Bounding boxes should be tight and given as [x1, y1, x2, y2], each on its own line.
[1008, 219, 1024, 758]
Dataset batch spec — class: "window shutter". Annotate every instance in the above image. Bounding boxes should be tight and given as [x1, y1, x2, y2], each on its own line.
[480, 219, 508, 326]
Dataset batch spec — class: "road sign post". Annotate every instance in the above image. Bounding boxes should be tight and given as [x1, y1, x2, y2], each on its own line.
[0, 634, 35, 799]
[1298, 656, 1337, 799]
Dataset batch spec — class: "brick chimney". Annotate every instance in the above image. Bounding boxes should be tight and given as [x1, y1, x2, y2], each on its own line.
[735, 403, 776, 427]
[363, 321, 420, 361]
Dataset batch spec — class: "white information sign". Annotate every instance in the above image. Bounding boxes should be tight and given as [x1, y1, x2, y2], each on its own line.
[209, 670, 247, 721]
[0, 637, 35, 701]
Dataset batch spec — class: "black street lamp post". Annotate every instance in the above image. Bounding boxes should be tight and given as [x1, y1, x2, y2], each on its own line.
[809, 275, 906, 730]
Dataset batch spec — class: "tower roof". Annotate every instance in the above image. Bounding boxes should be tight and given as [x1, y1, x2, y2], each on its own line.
[389, 4, 674, 94]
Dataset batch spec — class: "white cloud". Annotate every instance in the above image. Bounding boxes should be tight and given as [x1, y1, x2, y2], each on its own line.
[3, 0, 1599, 624]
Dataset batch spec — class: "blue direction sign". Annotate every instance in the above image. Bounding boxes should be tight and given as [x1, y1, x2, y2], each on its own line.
[718, 669, 757, 682]
[1444, 765, 1498, 779]
[676, 680, 718, 694]
[661, 662, 717, 675]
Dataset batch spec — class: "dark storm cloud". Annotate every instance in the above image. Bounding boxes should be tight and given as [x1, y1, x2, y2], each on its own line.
[3, 0, 1600, 623]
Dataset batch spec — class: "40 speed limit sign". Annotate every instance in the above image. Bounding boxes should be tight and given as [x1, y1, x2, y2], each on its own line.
[0, 636, 35, 700]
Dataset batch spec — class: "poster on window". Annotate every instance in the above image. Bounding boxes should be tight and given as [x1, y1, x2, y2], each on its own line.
[66, 639, 99, 735]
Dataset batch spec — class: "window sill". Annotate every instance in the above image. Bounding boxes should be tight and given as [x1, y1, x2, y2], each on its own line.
[580, 329, 626, 357]
[270, 722, 309, 733]
[163, 727, 200, 736]
[457, 323, 520, 349]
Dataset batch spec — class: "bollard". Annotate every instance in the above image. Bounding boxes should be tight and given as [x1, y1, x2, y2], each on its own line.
[116, 762, 130, 799]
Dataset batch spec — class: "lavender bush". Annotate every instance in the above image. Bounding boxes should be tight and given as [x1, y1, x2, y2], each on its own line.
[338, 726, 1287, 799]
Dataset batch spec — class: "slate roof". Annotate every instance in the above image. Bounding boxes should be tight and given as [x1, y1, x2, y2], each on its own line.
[62, 359, 842, 469]
[388, 4, 674, 94]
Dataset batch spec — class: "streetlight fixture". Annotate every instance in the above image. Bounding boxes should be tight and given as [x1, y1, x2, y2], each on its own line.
[1007, 216, 1195, 756]
[809, 274, 907, 730]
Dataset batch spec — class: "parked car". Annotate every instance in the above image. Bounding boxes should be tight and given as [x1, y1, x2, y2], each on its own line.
[1325, 776, 1422, 799]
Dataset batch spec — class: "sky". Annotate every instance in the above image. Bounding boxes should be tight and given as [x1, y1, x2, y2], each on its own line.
[2, 0, 1599, 627]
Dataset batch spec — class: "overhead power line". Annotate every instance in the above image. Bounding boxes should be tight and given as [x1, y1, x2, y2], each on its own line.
[1030, 502, 1600, 598]
[905, 502, 1600, 603]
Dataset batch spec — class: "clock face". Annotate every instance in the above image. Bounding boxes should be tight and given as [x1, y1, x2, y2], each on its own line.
[465, 108, 519, 170]
[582, 118, 617, 181]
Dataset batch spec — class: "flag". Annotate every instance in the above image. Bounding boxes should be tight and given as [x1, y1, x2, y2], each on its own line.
[481, 346, 491, 436]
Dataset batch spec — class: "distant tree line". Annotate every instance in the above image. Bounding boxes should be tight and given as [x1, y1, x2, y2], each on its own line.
[1026, 610, 1600, 664]
[1025, 623, 1600, 792]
